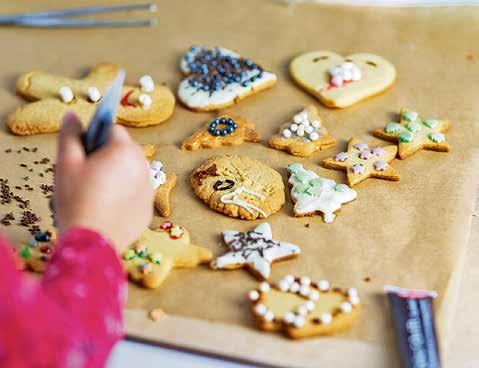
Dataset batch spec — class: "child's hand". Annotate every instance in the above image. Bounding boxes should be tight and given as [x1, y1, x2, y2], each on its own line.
[54, 112, 154, 250]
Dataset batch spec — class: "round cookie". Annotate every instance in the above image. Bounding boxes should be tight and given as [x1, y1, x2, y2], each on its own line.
[190, 155, 285, 220]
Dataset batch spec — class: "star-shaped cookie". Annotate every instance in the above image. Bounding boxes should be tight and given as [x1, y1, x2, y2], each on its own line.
[249, 275, 361, 339]
[373, 108, 451, 159]
[287, 163, 357, 223]
[268, 105, 336, 157]
[322, 138, 400, 186]
[123, 221, 212, 289]
[211, 223, 301, 280]
[181, 114, 260, 151]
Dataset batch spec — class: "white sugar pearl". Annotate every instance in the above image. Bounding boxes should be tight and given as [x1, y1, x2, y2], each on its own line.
[293, 114, 304, 124]
[309, 132, 320, 141]
[342, 62, 355, 70]
[350, 295, 360, 305]
[293, 316, 306, 328]
[282, 129, 292, 138]
[308, 290, 319, 301]
[155, 171, 166, 185]
[290, 282, 300, 293]
[150, 160, 163, 171]
[278, 279, 290, 292]
[329, 66, 342, 76]
[285, 275, 295, 284]
[305, 301, 315, 311]
[284, 312, 295, 324]
[139, 94, 152, 109]
[297, 305, 308, 316]
[342, 69, 353, 82]
[300, 276, 311, 286]
[299, 110, 309, 119]
[139, 75, 155, 93]
[289, 123, 298, 132]
[59, 86, 74, 103]
[305, 126, 314, 134]
[331, 75, 344, 87]
[87, 86, 101, 102]
[348, 288, 358, 298]
[320, 313, 332, 325]
[296, 128, 305, 137]
[318, 280, 330, 292]
[259, 282, 270, 293]
[249, 290, 260, 301]
[351, 67, 362, 81]
[311, 120, 321, 128]
[340, 302, 352, 313]
[264, 310, 275, 322]
[254, 304, 267, 316]
[299, 285, 310, 297]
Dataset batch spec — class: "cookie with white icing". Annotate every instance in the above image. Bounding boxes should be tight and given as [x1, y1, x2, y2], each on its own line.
[290, 51, 396, 108]
[149, 160, 177, 217]
[373, 108, 451, 159]
[287, 163, 357, 223]
[211, 223, 300, 280]
[181, 114, 260, 151]
[268, 105, 336, 157]
[323, 138, 400, 186]
[189, 155, 285, 220]
[178, 46, 277, 111]
[249, 275, 361, 339]
[8, 63, 175, 135]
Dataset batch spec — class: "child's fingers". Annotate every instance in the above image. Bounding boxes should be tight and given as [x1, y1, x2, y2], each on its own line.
[57, 112, 85, 169]
[109, 124, 132, 145]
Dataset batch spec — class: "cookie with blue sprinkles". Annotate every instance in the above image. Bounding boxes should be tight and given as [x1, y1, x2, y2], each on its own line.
[178, 46, 277, 111]
[181, 114, 260, 151]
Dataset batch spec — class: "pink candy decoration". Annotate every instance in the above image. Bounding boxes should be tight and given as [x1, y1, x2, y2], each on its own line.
[330, 75, 344, 87]
[374, 161, 389, 171]
[371, 147, 384, 156]
[353, 143, 369, 151]
[334, 152, 349, 162]
[351, 164, 364, 174]
[359, 150, 373, 160]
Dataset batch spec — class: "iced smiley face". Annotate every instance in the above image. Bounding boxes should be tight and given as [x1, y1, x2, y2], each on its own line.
[290, 51, 396, 108]
[189, 155, 285, 220]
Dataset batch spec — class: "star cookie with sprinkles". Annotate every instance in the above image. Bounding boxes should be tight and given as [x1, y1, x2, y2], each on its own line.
[322, 138, 400, 186]
[373, 108, 451, 159]
[211, 223, 301, 280]
[249, 275, 361, 339]
[123, 221, 212, 289]
[181, 114, 260, 151]
[19, 229, 56, 273]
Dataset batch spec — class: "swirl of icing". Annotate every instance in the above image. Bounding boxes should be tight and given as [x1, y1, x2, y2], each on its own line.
[428, 132, 445, 143]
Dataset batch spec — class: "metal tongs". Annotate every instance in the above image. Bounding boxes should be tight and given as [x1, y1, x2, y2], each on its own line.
[0, 3, 157, 28]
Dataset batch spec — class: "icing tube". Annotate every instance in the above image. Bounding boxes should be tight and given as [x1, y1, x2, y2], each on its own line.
[384, 285, 441, 368]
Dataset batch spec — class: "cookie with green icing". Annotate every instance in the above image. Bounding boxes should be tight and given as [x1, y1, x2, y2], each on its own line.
[373, 108, 451, 159]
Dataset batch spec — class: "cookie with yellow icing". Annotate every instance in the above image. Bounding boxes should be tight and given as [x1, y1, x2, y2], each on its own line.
[290, 51, 396, 108]
[123, 222, 212, 289]
[249, 275, 361, 339]
[8, 63, 175, 135]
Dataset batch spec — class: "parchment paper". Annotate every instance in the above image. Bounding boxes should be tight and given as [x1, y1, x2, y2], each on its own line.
[0, 0, 478, 367]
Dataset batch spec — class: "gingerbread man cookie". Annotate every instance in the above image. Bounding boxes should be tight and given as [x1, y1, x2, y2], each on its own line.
[323, 138, 400, 186]
[287, 163, 357, 223]
[8, 63, 175, 135]
[178, 46, 277, 111]
[123, 221, 212, 289]
[181, 114, 260, 151]
[268, 105, 336, 157]
[290, 51, 396, 108]
[249, 275, 361, 339]
[190, 155, 285, 220]
[19, 229, 56, 273]
[211, 223, 301, 280]
[373, 108, 451, 159]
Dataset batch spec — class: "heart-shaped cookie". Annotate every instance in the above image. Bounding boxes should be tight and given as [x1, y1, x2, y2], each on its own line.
[178, 46, 277, 111]
[290, 51, 396, 108]
[249, 276, 361, 339]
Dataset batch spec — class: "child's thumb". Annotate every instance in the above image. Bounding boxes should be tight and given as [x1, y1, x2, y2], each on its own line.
[57, 112, 85, 169]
